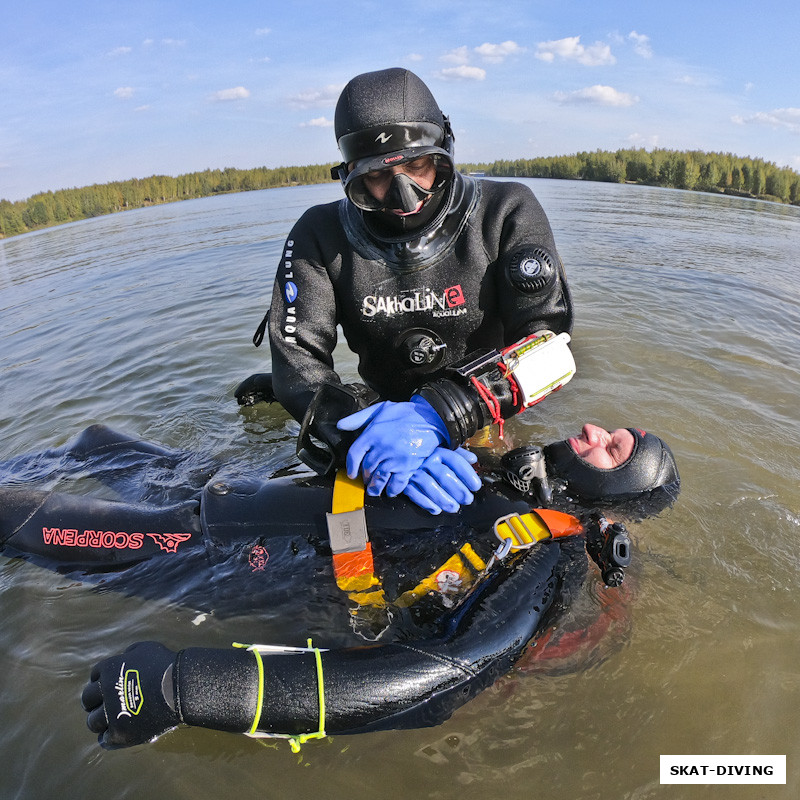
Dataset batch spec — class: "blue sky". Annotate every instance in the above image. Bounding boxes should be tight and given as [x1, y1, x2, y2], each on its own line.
[2, 0, 798, 201]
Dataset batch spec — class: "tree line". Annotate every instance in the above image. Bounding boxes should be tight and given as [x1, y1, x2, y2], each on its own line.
[2, 149, 799, 238]
[461, 148, 800, 204]
[0, 164, 334, 238]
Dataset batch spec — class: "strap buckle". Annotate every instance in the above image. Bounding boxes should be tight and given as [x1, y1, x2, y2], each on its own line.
[493, 511, 553, 552]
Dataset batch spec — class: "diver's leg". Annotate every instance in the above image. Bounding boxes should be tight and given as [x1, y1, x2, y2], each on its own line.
[65, 424, 182, 460]
[62, 424, 218, 504]
[0, 486, 202, 569]
[0, 425, 188, 490]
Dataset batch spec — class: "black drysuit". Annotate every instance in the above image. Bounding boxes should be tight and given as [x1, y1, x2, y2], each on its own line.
[267, 173, 573, 422]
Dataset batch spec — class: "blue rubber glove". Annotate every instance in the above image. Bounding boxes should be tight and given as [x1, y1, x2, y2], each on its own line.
[337, 396, 449, 496]
[403, 447, 482, 515]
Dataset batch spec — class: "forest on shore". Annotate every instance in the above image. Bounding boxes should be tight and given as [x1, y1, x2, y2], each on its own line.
[2, 148, 799, 239]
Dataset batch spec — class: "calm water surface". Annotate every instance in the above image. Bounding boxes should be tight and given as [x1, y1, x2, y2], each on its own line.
[1, 180, 799, 799]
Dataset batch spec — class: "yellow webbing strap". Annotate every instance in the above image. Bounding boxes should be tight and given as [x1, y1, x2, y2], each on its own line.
[494, 508, 585, 551]
[328, 470, 386, 607]
[395, 544, 487, 608]
[331, 469, 366, 514]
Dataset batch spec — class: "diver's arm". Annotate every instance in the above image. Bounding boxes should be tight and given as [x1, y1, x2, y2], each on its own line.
[82, 639, 474, 747]
[266, 215, 342, 423]
[82, 543, 560, 748]
[323, 330, 575, 486]
[415, 330, 576, 448]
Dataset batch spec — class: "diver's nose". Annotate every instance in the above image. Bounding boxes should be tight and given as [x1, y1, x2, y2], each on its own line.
[582, 423, 608, 446]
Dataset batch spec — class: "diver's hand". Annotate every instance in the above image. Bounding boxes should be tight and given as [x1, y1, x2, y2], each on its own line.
[337, 397, 449, 496]
[234, 373, 275, 406]
[403, 447, 482, 515]
[82, 641, 181, 748]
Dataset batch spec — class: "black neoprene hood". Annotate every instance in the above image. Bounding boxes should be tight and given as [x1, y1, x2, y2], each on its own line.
[543, 428, 680, 501]
[334, 67, 452, 165]
[331, 67, 457, 235]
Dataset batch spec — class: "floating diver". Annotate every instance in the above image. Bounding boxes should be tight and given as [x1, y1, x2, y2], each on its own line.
[0, 410, 678, 751]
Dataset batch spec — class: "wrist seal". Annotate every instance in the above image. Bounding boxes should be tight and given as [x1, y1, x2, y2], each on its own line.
[414, 331, 575, 447]
[415, 378, 487, 447]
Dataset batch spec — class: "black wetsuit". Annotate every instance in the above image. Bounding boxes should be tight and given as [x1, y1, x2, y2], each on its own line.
[1, 425, 588, 743]
[267, 173, 573, 421]
[0, 425, 562, 628]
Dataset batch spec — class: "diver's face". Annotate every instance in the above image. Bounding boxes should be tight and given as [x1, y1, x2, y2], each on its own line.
[361, 155, 437, 213]
[568, 424, 634, 469]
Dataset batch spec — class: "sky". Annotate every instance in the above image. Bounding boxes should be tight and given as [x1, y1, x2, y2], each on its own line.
[2, 0, 799, 202]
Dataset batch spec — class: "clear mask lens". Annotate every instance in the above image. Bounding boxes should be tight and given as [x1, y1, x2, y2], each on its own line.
[345, 154, 452, 212]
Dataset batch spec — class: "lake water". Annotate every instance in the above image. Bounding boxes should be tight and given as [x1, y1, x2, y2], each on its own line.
[1, 180, 799, 799]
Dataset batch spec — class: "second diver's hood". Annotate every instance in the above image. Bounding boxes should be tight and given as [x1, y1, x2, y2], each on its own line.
[543, 428, 680, 502]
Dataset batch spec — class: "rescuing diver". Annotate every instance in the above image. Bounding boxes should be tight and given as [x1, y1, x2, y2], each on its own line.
[237, 67, 574, 514]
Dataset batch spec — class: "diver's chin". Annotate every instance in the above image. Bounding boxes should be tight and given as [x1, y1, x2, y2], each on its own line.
[386, 200, 425, 216]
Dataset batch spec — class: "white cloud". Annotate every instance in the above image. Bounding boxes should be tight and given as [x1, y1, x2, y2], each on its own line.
[628, 31, 652, 58]
[134, 105, 151, 113]
[288, 84, 344, 109]
[108, 46, 132, 56]
[255, 27, 271, 36]
[554, 85, 638, 107]
[628, 132, 660, 148]
[474, 41, 524, 62]
[142, 37, 185, 49]
[440, 46, 470, 65]
[407, 53, 424, 62]
[732, 108, 800, 134]
[301, 116, 334, 128]
[210, 86, 251, 102]
[674, 72, 716, 88]
[113, 87, 135, 99]
[437, 65, 487, 81]
[535, 36, 616, 66]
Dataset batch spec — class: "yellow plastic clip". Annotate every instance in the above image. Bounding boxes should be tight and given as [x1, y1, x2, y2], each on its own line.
[493, 511, 553, 551]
